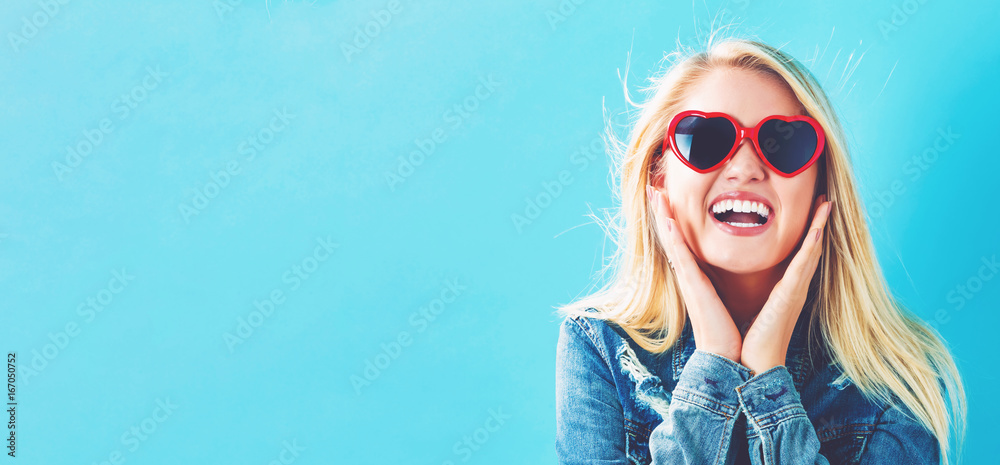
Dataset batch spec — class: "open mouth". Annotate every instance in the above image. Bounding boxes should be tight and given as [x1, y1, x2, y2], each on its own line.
[710, 199, 771, 228]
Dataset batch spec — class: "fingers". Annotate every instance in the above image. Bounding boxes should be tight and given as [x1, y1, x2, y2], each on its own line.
[646, 185, 673, 262]
[646, 185, 742, 361]
[646, 186, 699, 279]
[745, 196, 833, 371]
[648, 186, 721, 299]
[784, 194, 833, 284]
[808, 194, 833, 237]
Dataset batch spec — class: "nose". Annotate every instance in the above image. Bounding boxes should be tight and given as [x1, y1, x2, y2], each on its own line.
[721, 138, 766, 183]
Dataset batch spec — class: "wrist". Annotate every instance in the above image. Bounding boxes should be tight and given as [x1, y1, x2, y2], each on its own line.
[701, 345, 741, 364]
[741, 352, 785, 375]
[693, 331, 742, 363]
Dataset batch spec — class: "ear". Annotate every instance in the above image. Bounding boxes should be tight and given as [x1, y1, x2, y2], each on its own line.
[650, 172, 665, 190]
[649, 149, 667, 190]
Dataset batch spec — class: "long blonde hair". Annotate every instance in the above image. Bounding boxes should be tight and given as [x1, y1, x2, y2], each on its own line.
[559, 36, 966, 462]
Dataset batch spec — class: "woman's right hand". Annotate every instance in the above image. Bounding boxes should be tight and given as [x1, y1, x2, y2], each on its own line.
[647, 186, 743, 363]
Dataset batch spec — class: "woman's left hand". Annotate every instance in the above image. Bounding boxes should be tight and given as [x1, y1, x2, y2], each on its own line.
[740, 195, 832, 375]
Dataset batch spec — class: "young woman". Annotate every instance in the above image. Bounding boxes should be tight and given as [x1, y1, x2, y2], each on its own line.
[554, 38, 965, 465]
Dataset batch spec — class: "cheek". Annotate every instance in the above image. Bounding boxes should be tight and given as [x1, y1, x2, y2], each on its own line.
[783, 202, 813, 236]
[664, 167, 712, 219]
[776, 181, 818, 237]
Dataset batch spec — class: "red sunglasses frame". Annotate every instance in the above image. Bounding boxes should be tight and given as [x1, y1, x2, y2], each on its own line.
[663, 110, 826, 177]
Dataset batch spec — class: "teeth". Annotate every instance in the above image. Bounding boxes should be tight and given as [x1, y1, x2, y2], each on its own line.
[710, 198, 771, 221]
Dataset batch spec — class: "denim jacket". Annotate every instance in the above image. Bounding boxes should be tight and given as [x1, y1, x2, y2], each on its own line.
[555, 308, 940, 464]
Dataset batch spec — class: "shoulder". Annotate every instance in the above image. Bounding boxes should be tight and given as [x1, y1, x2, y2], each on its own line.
[559, 307, 600, 334]
[558, 308, 678, 391]
[557, 308, 622, 364]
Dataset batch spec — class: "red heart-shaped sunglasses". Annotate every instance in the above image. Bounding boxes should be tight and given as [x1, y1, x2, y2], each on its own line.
[663, 110, 826, 177]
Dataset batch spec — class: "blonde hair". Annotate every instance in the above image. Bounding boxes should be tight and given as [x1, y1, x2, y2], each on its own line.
[559, 36, 966, 462]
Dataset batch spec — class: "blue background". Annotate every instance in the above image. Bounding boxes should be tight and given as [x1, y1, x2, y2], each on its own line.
[1, 0, 997, 463]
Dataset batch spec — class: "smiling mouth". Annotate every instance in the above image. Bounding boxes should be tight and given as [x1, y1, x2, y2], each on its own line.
[710, 199, 771, 228]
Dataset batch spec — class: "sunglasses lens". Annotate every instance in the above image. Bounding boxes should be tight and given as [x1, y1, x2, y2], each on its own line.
[672, 115, 736, 170]
[757, 119, 820, 175]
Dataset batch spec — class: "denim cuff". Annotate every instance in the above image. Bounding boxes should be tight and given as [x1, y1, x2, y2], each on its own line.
[672, 349, 753, 418]
[735, 365, 809, 430]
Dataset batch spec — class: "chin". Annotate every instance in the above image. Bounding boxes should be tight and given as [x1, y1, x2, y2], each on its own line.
[700, 246, 778, 274]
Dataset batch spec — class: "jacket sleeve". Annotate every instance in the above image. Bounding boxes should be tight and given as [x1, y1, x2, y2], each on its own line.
[737, 366, 831, 465]
[737, 366, 941, 465]
[648, 349, 754, 464]
[555, 317, 629, 464]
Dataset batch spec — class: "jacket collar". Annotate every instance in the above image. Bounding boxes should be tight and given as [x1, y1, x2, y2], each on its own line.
[670, 308, 815, 391]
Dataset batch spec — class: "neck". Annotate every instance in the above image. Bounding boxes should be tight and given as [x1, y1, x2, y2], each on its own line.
[704, 258, 792, 332]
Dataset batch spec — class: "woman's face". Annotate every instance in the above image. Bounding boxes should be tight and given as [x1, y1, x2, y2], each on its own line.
[656, 67, 820, 274]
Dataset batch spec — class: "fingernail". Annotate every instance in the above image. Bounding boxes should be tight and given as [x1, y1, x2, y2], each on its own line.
[814, 227, 822, 241]
[666, 219, 673, 232]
